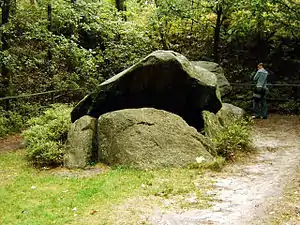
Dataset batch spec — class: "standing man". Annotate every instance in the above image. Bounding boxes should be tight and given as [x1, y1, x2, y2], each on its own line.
[252, 63, 269, 119]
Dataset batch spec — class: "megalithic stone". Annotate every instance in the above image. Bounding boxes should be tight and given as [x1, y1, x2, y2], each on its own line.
[71, 50, 222, 131]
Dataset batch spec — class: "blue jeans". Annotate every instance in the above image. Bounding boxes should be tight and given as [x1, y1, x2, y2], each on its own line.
[253, 91, 267, 118]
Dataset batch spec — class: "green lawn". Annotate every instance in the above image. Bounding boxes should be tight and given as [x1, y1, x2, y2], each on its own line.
[0, 149, 214, 225]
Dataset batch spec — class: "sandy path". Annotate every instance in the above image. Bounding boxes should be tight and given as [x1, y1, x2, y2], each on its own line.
[150, 115, 300, 225]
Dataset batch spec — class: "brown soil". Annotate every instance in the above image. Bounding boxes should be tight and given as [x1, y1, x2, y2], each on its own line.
[0, 134, 24, 153]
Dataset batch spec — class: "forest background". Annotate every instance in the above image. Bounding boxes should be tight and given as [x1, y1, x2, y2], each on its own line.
[0, 0, 300, 136]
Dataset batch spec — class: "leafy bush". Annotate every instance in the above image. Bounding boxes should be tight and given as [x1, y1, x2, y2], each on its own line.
[278, 100, 300, 114]
[212, 119, 252, 160]
[22, 104, 73, 167]
[0, 114, 10, 138]
[0, 102, 46, 138]
[0, 109, 24, 138]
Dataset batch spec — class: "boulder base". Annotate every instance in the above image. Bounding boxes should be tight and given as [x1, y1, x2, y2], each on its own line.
[98, 108, 215, 169]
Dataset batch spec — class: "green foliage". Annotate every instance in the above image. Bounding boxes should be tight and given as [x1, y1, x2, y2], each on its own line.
[22, 104, 72, 167]
[0, 109, 23, 138]
[188, 156, 226, 172]
[204, 156, 226, 171]
[278, 100, 300, 114]
[0, 101, 46, 138]
[212, 119, 253, 160]
[0, 0, 159, 106]
[0, 0, 300, 114]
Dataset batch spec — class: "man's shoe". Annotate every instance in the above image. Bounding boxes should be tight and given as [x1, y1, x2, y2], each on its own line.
[262, 117, 267, 119]
[252, 115, 260, 119]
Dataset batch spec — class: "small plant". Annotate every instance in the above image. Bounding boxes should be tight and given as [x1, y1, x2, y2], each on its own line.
[278, 100, 300, 114]
[22, 104, 73, 167]
[212, 119, 252, 160]
[188, 156, 226, 171]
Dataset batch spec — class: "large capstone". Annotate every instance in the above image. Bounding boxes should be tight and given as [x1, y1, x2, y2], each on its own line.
[191, 61, 231, 96]
[98, 108, 216, 169]
[71, 50, 222, 131]
[64, 115, 97, 168]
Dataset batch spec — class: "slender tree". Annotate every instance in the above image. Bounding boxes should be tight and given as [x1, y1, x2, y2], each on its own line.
[47, 3, 54, 102]
[116, 0, 125, 11]
[1, 0, 11, 109]
[213, 3, 223, 63]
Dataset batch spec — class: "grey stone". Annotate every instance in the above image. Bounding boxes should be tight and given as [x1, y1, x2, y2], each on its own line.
[192, 61, 231, 96]
[64, 115, 97, 168]
[217, 103, 246, 126]
[203, 103, 246, 139]
[71, 50, 222, 131]
[98, 108, 215, 169]
[202, 110, 223, 139]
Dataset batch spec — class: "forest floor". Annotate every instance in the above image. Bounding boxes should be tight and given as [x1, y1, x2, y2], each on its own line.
[0, 115, 299, 225]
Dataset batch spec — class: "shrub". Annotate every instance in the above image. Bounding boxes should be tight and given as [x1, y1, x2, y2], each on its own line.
[212, 119, 252, 160]
[22, 104, 73, 167]
[278, 100, 300, 114]
[0, 109, 24, 138]
[0, 102, 46, 138]
[0, 115, 9, 138]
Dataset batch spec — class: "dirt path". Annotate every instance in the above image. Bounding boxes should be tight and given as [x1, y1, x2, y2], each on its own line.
[150, 115, 300, 225]
[0, 134, 24, 153]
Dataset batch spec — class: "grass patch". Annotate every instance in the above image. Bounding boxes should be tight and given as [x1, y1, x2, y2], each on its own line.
[0, 149, 214, 225]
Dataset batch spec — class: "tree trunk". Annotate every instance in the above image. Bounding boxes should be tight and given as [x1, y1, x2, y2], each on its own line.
[1, 0, 11, 110]
[189, 0, 194, 34]
[213, 5, 222, 63]
[115, 0, 126, 20]
[47, 4, 54, 102]
[256, 0, 265, 62]
[116, 0, 125, 11]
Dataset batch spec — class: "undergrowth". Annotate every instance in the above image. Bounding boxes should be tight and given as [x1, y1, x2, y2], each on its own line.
[0, 102, 44, 138]
[22, 104, 73, 167]
[212, 119, 253, 160]
[203, 110, 253, 161]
